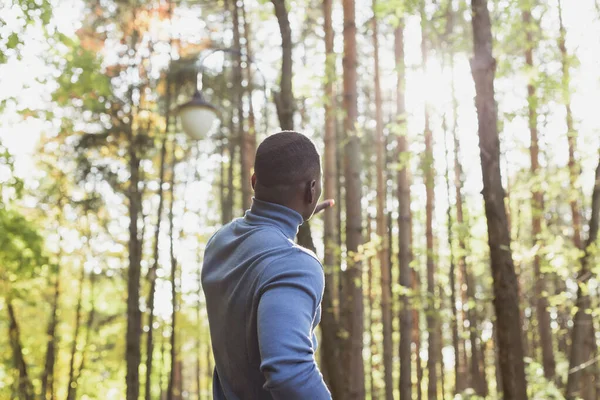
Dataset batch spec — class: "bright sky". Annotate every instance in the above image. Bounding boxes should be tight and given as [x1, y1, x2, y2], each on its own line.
[2, 0, 600, 323]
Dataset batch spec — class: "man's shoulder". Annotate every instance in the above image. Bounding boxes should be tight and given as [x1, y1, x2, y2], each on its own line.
[259, 245, 324, 287]
[291, 244, 321, 267]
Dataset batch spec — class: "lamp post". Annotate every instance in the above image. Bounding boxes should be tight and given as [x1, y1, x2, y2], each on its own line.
[177, 47, 267, 141]
[178, 90, 218, 140]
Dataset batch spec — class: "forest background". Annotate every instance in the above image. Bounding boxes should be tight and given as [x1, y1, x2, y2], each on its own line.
[1, 0, 600, 399]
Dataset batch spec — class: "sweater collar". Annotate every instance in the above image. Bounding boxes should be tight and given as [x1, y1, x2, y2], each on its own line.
[244, 198, 303, 239]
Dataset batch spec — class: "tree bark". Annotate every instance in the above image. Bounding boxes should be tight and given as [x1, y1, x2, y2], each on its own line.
[320, 0, 344, 396]
[566, 153, 600, 400]
[7, 297, 34, 400]
[231, 0, 251, 211]
[145, 91, 170, 400]
[395, 20, 413, 400]
[557, 0, 579, 358]
[270, 0, 318, 262]
[421, 12, 438, 400]
[167, 143, 179, 400]
[69, 268, 97, 400]
[372, 3, 393, 398]
[196, 249, 203, 400]
[444, 115, 461, 395]
[558, 0, 582, 252]
[126, 103, 143, 400]
[66, 254, 87, 400]
[470, 1, 528, 398]
[522, 7, 556, 381]
[342, 0, 365, 396]
[451, 64, 483, 393]
[366, 219, 377, 400]
[227, 122, 236, 221]
[271, 0, 294, 132]
[241, 0, 257, 203]
[41, 229, 62, 400]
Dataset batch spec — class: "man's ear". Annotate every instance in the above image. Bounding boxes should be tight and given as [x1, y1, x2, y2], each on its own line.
[251, 173, 257, 190]
[305, 180, 316, 205]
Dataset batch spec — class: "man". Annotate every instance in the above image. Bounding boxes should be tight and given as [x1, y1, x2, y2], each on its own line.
[202, 131, 333, 400]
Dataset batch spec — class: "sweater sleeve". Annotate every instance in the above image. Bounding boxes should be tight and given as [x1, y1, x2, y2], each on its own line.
[257, 252, 331, 400]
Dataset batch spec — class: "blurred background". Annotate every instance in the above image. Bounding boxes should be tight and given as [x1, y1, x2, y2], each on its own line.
[1, 0, 600, 399]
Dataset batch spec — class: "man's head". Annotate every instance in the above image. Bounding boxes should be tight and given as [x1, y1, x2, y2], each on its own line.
[252, 131, 322, 221]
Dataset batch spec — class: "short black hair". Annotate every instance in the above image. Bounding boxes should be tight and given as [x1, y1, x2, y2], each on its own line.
[254, 131, 321, 187]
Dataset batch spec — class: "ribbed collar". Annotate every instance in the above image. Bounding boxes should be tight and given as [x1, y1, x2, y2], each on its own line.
[244, 198, 303, 239]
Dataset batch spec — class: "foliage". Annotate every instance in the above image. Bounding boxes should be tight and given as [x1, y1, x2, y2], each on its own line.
[0, 0, 52, 63]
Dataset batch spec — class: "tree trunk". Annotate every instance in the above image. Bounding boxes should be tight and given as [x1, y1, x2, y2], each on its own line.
[66, 256, 87, 400]
[566, 153, 600, 400]
[342, 0, 365, 396]
[451, 57, 482, 394]
[126, 119, 143, 400]
[7, 297, 34, 400]
[444, 115, 461, 395]
[414, 267, 423, 400]
[270, 0, 318, 260]
[271, 0, 293, 132]
[167, 143, 179, 400]
[241, 0, 257, 201]
[557, 0, 582, 252]
[366, 219, 377, 400]
[421, 12, 438, 400]
[231, 0, 251, 211]
[337, 135, 344, 313]
[41, 231, 62, 400]
[522, 7, 556, 381]
[146, 95, 170, 400]
[395, 20, 413, 400]
[206, 334, 213, 399]
[196, 252, 203, 400]
[160, 325, 168, 399]
[70, 268, 97, 400]
[470, 1, 528, 398]
[463, 262, 487, 396]
[372, 3, 393, 398]
[227, 123, 236, 221]
[320, 0, 344, 396]
[557, 0, 579, 358]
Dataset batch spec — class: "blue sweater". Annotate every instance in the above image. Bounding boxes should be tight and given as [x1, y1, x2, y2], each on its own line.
[201, 198, 332, 400]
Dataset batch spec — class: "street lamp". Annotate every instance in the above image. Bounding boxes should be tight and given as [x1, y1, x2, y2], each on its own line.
[177, 48, 267, 140]
[178, 89, 218, 140]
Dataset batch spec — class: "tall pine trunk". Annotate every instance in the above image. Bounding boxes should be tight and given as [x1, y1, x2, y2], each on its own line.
[342, 0, 365, 396]
[320, 0, 344, 396]
[69, 267, 97, 400]
[443, 115, 461, 395]
[372, 3, 393, 398]
[470, 0, 528, 398]
[41, 230, 62, 400]
[366, 219, 378, 399]
[231, 0, 251, 211]
[126, 104, 143, 400]
[241, 1, 257, 189]
[557, 0, 579, 358]
[395, 20, 413, 400]
[566, 153, 600, 400]
[558, 0, 582, 252]
[66, 255, 87, 400]
[452, 99, 487, 396]
[145, 92, 170, 400]
[522, 6, 555, 380]
[270, 0, 317, 252]
[7, 297, 34, 400]
[421, 12, 438, 399]
[167, 143, 180, 400]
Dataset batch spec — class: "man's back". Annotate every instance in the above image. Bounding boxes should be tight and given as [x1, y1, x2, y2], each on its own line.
[201, 199, 331, 400]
